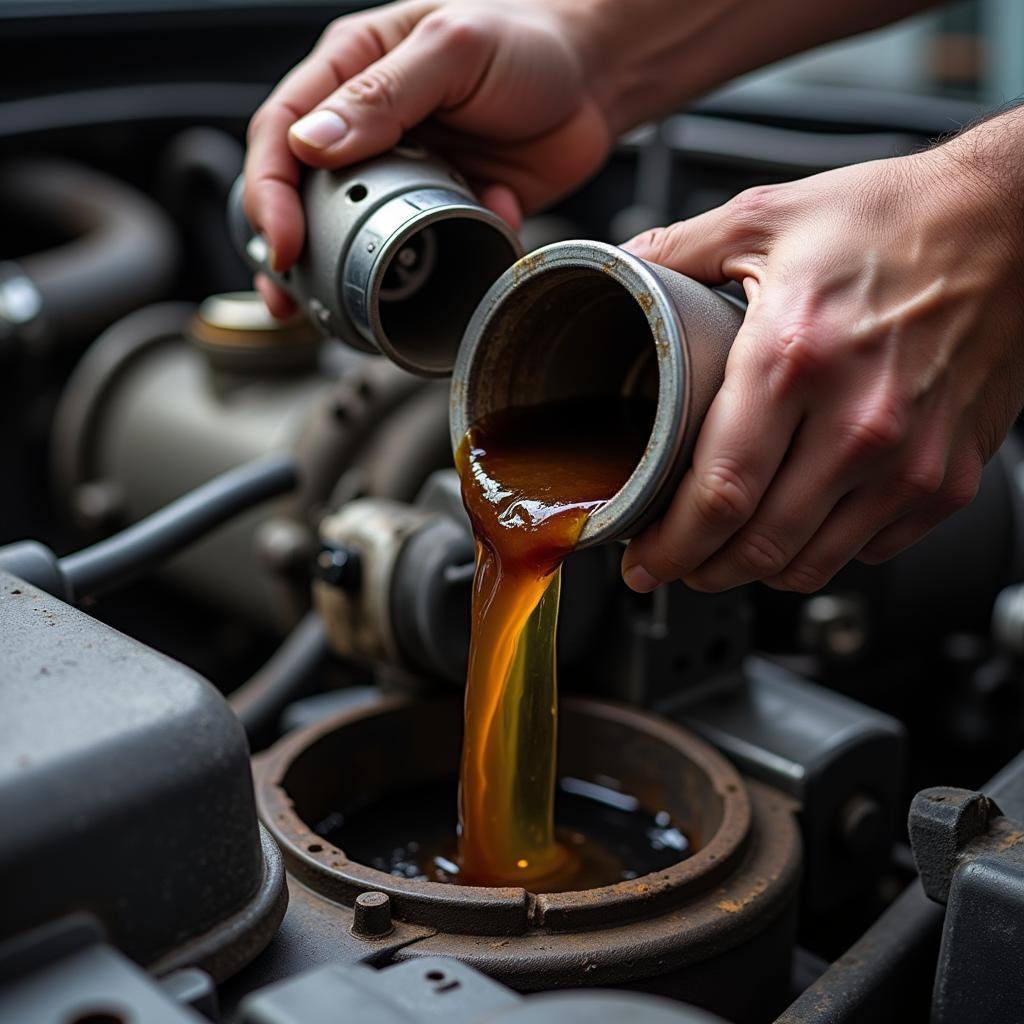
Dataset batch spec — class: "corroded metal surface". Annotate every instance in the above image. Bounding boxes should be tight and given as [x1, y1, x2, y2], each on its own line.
[253, 694, 801, 1017]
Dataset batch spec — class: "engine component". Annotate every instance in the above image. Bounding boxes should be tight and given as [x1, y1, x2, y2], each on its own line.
[0, 453, 297, 602]
[314, 469, 619, 682]
[249, 695, 802, 1024]
[230, 610, 331, 750]
[229, 143, 522, 376]
[450, 240, 745, 547]
[239, 956, 729, 1024]
[0, 919, 210, 1024]
[0, 158, 178, 351]
[0, 570, 287, 980]
[908, 757, 1024, 1024]
[51, 293, 453, 628]
[679, 657, 905, 914]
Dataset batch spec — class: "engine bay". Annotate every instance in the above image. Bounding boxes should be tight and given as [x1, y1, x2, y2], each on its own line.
[2, 5, 1024, 1023]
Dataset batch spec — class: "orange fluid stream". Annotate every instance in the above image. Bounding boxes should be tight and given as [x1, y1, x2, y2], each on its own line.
[455, 398, 653, 887]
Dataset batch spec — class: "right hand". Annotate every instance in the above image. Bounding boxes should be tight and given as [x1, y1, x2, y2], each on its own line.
[243, 0, 613, 316]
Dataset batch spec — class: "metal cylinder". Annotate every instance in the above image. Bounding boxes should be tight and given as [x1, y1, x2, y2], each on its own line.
[51, 294, 453, 628]
[229, 143, 522, 377]
[449, 240, 745, 546]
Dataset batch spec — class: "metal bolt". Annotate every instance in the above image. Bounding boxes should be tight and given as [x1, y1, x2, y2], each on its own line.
[352, 891, 392, 937]
[798, 594, 868, 660]
[315, 541, 362, 592]
[255, 518, 314, 573]
[72, 480, 125, 530]
[838, 793, 885, 859]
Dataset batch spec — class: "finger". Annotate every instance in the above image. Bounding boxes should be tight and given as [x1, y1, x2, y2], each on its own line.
[621, 305, 804, 592]
[243, 103, 305, 271]
[416, 100, 611, 214]
[688, 381, 928, 591]
[255, 273, 297, 320]
[858, 443, 983, 565]
[475, 182, 523, 232]
[243, 10, 418, 268]
[621, 184, 779, 284]
[288, 13, 497, 169]
[757, 423, 952, 592]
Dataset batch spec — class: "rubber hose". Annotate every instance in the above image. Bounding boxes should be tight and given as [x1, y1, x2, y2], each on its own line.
[0, 158, 179, 346]
[60, 453, 298, 600]
[230, 611, 330, 750]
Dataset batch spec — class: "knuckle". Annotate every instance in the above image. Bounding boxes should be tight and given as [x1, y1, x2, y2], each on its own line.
[732, 528, 790, 578]
[343, 64, 402, 112]
[729, 184, 779, 221]
[939, 465, 982, 515]
[837, 405, 906, 463]
[321, 16, 351, 45]
[779, 561, 829, 594]
[894, 459, 945, 502]
[692, 461, 757, 527]
[767, 322, 830, 385]
[419, 9, 489, 50]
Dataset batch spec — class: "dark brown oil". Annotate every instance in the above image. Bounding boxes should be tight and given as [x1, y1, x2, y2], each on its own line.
[316, 776, 694, 893]
[453, 398, 654, 887]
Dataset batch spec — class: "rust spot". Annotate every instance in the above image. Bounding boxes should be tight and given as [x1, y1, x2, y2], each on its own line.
[512, 251, 546, 283]
[998, 829, 1024, 851]
[716, 878, 769, 914]
[651, 316, 668, 355]
[636, 291, 653, 314]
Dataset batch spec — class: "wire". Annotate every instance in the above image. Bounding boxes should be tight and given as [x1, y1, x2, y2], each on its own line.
[60, 453, 298, 600]
[230, 611, 329, 750]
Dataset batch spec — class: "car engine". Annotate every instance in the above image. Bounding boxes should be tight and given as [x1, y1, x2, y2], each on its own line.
[2, 5, 1023, 1024]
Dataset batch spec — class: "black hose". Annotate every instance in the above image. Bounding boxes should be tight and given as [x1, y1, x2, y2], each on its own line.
[60, 454, 298, 600]
[230, 611, 330, 750]
[0, 158, 179, 347]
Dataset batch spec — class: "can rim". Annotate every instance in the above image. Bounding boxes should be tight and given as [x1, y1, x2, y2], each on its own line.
[449, 239, 688, 546]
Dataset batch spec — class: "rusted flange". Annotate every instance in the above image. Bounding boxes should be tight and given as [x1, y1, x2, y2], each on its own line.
[253, 695, 801, 995]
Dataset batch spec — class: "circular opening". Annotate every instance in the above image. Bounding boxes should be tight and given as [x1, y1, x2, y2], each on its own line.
[467, 265, 659, 420]
[426, 970, 446, 981]
[308, 843, 323, 853]
[272, 697, 737, 922]
[68, 1012, 127, 1024]
[346, 183, 368, 202]
[456, 261, 666, 540]
[374, 218, 519, 375]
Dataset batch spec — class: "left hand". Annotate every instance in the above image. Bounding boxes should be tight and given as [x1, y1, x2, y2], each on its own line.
[620, 138, 1024, 594]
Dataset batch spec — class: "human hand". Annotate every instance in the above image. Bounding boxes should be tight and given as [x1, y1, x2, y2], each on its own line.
[621, 135, 1024, 594]
[243, 0, 613, 316]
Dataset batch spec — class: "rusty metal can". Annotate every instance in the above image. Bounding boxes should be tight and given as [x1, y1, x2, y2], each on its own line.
[449, 239, 745, 546]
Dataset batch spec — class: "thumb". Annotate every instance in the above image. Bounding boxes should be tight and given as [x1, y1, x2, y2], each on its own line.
[288, 13, 495, 168]
[621, 199, 758, 285]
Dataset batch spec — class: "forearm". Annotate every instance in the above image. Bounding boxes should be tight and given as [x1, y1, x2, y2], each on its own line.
[555, 0, 937, 135]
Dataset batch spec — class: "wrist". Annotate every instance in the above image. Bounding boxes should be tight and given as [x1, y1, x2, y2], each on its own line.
[917, 109, 1024, 266]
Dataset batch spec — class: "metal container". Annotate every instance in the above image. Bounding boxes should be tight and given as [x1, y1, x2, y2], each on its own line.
[229, 143, 522, 377]
[449, 240, 745, 545]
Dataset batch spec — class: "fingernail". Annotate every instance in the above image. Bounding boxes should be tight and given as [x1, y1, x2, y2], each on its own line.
[623, 564, 660, 594]
[290, 109, 349, 150]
